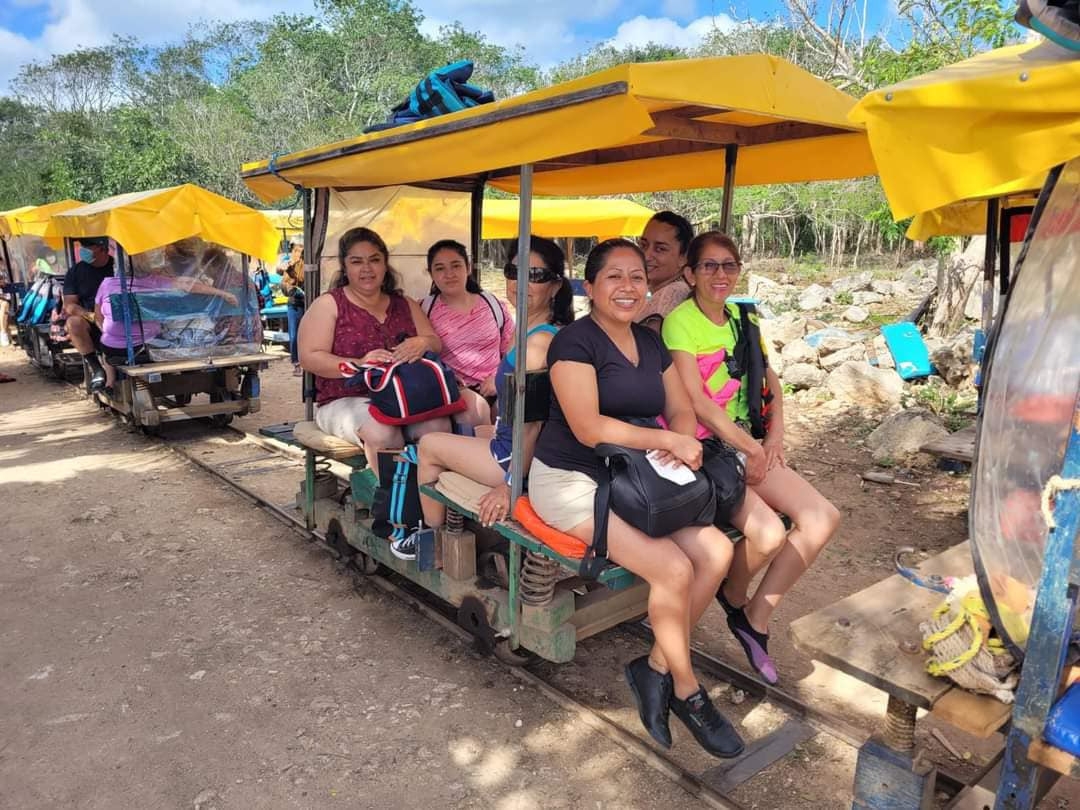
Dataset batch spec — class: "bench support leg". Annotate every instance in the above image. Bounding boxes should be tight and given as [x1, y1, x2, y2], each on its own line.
[852, 697, 935, 810]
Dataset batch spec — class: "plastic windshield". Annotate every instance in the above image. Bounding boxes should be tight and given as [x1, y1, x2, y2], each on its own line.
[971, 157, 1080, 653]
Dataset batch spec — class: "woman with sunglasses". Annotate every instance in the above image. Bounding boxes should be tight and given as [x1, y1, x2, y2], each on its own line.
[662, 232, 840, 685]
[529, 238, 743, 760]
[421, 239, 514, 427]
[417, 236, 573, 531]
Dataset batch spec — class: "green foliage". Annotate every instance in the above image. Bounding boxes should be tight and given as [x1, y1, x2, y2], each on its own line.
[834, 290, 854, 306]
[905, 378, 977, 431]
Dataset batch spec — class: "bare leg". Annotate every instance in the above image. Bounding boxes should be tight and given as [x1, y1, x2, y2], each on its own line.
[0, 299, 10, 343]
[101, 357, 117, 389]
[65, 316, 95, 354]
[648, 523, 734, 674]
[722, 488, 789, 609]
[565, 512, 700, 699]
[454, 389, 491, 427]
[357, 420, 404, 480]
[417, 432, 505, 527]
[742, 466, 840, 632]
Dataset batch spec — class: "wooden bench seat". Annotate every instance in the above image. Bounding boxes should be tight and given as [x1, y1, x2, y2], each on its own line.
[291, 420, 365, 461]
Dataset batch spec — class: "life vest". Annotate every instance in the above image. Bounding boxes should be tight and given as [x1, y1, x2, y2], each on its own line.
[730, 302, 774, 440]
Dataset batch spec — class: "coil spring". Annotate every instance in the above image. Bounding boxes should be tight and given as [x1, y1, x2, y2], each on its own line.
[446, 509, 465, 535]
[315, 457, 331, 477]
[520, 550, 560, 606]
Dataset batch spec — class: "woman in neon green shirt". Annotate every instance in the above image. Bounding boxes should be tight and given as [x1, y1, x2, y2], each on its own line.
[662, 232, 840, 685]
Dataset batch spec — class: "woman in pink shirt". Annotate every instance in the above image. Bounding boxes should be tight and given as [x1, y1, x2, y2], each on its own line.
[421, 239, 514, 426]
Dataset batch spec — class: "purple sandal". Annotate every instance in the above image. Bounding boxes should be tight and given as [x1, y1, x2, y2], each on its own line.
[727, 608, 778, 685]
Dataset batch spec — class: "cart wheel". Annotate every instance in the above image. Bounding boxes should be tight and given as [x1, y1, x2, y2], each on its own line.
[210, 413, 233, 428]
[325, 519, 354, 559]
[493, 639, 535, 668]
[356, 552, 380, 575]
[140, 423, 161, 438]
[174, 393, 192, 406]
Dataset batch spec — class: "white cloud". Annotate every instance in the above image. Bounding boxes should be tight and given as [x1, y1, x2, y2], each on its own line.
[609, 13, 736, 50]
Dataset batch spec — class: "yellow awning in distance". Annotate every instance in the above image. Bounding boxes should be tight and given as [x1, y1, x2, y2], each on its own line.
[241, 54, 876, 202]
[0, 200, 85, 242]
[51, 184, 281, 263]
[850, 41, 1080, 221]
[481, 198, 655, 240]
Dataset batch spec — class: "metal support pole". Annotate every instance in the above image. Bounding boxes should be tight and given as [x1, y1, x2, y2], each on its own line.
[507, 165, 533, 654]
[301, 188, 316, 530]
[116, 245, 135, 366]
[509, 165, 533, 508]
[470, 181, 485, 283]
[982, 198, 1000, 336]
[720, 144, 739, 234]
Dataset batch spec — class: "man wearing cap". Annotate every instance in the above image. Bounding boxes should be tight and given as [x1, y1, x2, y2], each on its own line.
[276, 238, 305, 376]
[62, 238, 114, 391]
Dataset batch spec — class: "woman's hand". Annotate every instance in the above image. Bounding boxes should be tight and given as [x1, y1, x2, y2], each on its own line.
[392, 336, 428, 363]
[478, 375, 498, 398]
[360, 348, 394, 366]
[762, 430, 786, 471]
[663, 432, 703, 471]
[220, 291, 239, 307]
[477, 483, 511, 527]
[743, 445, 768, 486]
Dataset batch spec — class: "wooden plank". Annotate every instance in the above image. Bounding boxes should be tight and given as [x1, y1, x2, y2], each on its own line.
[570, 581, 650, 640]
[703, 719, 815, 792]
[921, 426, 977, 462]
[789, 542, 973, 710]
[645, 112, 844, 148]
[929, 687, 1012, 738]
[1027, 739, 1080, 779]
[120, 353, 278, 378]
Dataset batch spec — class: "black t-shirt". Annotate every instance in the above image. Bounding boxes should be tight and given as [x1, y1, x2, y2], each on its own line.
[534, 316, 672, 479]
[63, 258, 115, 311]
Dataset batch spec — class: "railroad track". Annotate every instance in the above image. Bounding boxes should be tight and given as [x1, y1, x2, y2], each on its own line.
[137, 419, 977, 809]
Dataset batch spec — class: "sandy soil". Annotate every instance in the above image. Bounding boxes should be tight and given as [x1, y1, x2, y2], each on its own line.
[3, 340, 1077, 809]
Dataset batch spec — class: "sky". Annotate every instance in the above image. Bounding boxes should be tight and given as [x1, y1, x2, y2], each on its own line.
[0, 0, 896, 92]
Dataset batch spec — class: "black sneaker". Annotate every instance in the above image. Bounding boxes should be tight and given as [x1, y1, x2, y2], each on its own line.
[390, 532, 417, 561]
[670, 686, 745, 759]
[623, 655, 673, 748]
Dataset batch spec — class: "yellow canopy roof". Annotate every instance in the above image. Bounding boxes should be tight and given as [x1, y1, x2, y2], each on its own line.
[51, 184, 281, 263]
[481, 198, 655, 240]
[906, 178, 1041, 240]
[242, 54, 875, 202]
[0, 205, 36, 239]
[0, 200, 85, 240]
[850, 41, 1080, 221]
[261, 208, 304, 235]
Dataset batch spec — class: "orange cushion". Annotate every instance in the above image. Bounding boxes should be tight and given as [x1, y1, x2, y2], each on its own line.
[512, 496, 588, 559]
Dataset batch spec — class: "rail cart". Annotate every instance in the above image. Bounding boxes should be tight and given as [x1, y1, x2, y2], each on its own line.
[48, 184, 284, 432]
[240, 53, 876, 662]
[0, 200, 87, 379]
[789, 40, 1080, 810]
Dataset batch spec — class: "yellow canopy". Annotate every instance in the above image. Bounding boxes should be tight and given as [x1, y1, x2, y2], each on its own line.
[0, 205, 37, 239]
[481, 198, 655, 240]
[261, 208, 304, 235]
[906, 179, 1041, 240]
[241, 54, 875, 202]
[850, 41, 1080, 221]
[51, 184, 281, 263]
[0, 200, 85, 241]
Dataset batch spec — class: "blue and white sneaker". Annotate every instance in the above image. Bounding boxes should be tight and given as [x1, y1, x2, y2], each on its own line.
[390, 532, 418, 561]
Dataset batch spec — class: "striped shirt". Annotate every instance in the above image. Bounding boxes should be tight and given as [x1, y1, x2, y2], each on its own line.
[427, 294, 514, 386]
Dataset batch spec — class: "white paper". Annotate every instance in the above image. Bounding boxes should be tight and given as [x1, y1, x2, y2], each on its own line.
[646, 450, 697, 486]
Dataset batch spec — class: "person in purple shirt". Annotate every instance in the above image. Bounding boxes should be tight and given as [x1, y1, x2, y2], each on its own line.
[93, 258, 237, 392]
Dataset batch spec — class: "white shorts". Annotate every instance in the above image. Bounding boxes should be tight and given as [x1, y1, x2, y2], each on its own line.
[528, 457, 598, 532]
[314, 396, 378, 446]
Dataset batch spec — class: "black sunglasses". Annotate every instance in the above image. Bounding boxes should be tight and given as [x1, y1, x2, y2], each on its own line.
[503, 263, 560, 283]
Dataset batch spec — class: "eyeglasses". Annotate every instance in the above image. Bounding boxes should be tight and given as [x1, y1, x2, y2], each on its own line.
[503, 263, 560, 283]
[695, 260, 742, 275]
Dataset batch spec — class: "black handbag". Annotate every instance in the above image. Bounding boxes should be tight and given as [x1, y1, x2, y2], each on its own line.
[580, 442, 716, 579]
[700, 437, 746, 527]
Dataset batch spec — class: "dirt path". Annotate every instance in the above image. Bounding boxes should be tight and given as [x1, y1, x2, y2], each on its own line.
[0, 346, 701, 810]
